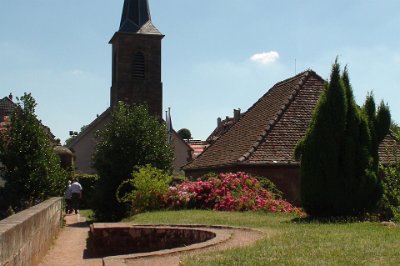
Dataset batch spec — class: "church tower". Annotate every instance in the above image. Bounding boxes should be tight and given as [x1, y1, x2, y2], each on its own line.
[110, 0, 163, 117]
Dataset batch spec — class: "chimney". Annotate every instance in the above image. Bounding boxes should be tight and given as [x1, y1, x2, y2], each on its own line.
[8, 93, 13, 101]
[234, 108, 241, 122]
[217, 117, 222, 127]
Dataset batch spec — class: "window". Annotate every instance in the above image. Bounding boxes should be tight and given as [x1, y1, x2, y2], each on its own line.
[112, 49, 117, 83]
[132, 52, 145, 79]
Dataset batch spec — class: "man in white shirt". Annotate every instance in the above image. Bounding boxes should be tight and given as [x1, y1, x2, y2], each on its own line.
[64, 180, 72, 214]
[70, 179, 83, 214]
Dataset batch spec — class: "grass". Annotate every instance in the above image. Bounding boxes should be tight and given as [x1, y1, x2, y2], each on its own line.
[78, 209, 94, 222]
[124, 210, 400, 265]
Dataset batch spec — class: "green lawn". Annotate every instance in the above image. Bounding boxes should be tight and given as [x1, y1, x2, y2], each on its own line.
[124, 210, 400, 265]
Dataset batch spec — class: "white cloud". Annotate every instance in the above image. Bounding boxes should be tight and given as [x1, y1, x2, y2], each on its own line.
[250, 51, 280, 64]
[70, 69, 85, 77]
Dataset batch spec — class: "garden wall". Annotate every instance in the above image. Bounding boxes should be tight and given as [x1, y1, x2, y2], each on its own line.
[0, 197, 63, 266]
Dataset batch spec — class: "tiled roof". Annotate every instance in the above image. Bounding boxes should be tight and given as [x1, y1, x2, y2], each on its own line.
[206, 113, 243, 144]
[185, 70, 400, 172]
[0, 96, 58, 144]
[0, 97, 16, 119]
[379, 132, 400, 165]
[186, 140, 209, 158]
[184, 70, 326, 170]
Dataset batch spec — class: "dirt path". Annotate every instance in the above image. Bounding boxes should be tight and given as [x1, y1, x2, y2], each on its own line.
[38, 214, 102, 266]
[39, 214, 265, 266]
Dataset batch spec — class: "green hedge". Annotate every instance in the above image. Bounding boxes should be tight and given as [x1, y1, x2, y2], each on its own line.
[75, 174, 99, 209]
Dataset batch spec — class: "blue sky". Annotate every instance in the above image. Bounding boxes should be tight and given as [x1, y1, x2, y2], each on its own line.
[1, 0, 399, 143]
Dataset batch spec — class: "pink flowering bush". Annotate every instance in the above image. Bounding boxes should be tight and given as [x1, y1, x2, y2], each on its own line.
[163, 172, 301, 214]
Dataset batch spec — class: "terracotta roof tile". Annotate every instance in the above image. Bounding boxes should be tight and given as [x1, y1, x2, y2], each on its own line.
[248, 74, 325, 164]
[379, 133, 400, 165]
[0, 97, 16, 119]
[184, 70, 326, 170]
[184, 70, 399, 172]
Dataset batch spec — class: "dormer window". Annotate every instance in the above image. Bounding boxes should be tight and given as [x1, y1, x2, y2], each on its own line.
[132, 52, 145, 79]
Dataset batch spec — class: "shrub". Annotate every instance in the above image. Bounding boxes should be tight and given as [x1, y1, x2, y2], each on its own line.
[378, 163, 400, 221]
[164, 172, 300, 214]
[116, 165, 172, 214]
[74, 174, 99, 209]
[255, 176, 283, 199]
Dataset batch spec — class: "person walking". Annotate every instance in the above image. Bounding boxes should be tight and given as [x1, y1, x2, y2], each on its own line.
[70, 179, 83, 214]
[64, 180, 72, 214]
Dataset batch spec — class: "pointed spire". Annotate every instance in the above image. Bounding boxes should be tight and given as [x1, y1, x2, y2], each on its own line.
[119, 0, 151, 33]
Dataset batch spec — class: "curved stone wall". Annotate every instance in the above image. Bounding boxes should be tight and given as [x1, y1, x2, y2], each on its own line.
[89, 224, 217, 257]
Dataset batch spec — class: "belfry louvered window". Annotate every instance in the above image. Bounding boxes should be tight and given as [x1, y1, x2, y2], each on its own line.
[132, 52, 145, 79]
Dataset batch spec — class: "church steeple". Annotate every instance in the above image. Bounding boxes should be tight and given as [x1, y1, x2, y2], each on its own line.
[119, 0, 160, 34]
[110, 0, 164, 117]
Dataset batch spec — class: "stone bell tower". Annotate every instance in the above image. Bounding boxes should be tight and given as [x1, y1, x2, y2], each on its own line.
[110, 0, 163, 117]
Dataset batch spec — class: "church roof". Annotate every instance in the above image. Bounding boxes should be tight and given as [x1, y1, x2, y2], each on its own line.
[184, 70, 326, 170]
[118, 0, 161, 35]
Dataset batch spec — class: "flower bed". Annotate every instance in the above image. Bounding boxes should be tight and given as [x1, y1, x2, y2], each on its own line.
[163, 172, 300, 213]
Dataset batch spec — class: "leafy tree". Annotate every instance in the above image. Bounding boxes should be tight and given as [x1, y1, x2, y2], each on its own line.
[390, 122, 400, 141]
[91, 103, 173, 221]
[177, 128, 192, 139]
[295, 60, 390, 217]
[0, 93, 67, 211]
[379, 162, 400, 221]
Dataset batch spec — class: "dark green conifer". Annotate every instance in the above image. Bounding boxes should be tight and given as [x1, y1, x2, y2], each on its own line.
[295, 60, 347, 216]
[296, 60, 390, 216]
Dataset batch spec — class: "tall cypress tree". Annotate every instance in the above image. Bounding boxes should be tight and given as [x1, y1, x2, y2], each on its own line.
[339, 69, 379, 213]
[363, 94, 391, 174]
[295, 60, 348, 216]
[295, 60, 390, 216]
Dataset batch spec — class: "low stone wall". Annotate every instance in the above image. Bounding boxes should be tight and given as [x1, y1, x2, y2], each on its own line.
[0, 197, 63, 266]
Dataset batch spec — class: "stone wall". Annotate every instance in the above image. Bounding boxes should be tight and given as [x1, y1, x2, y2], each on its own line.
[89, 224, 216, 257]
[0, 197, 63, 266]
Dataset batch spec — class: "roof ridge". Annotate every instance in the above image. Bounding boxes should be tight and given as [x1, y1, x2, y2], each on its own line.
[237, 70, 314, 163]
[0, 96, 15, 104]
[68, 108, 111, 147]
